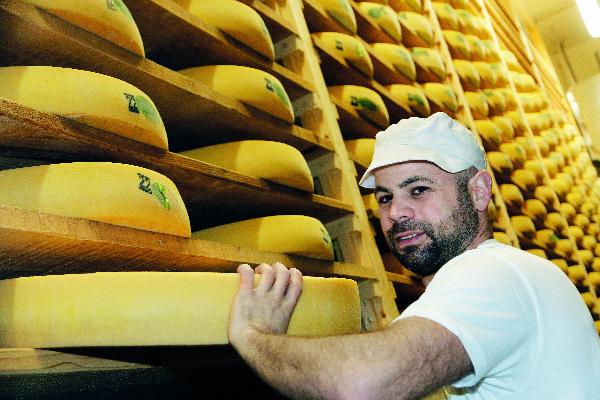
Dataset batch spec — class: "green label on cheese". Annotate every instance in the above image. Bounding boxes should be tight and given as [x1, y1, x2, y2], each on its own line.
[107, 0, 134, 20]
[368, 7, 385, 19]
[408, 93, 425, 106]
[123, 93, 160, 124]
[264, 78, 291, 107]
[137, 173, 171, 210]
[351, 96, 378, 112]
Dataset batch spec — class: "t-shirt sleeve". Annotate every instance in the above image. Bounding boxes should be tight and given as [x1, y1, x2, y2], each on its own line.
[394, 252, 535, 388]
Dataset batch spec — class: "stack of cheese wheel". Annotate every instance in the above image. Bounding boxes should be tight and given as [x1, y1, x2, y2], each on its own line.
[466, 35, 486, 61]
[511, 215, 536, 243]
[0, 66, 168, 149]
[179, 65, 295, 123]
[488, 151, 514, 182]
[372, 43, 417, 82]
[423, 83, 459, 117]
[522, 199, 547, 227]
[443, 30, 471, 60]
[328, 85, 390, 128]
[180, 141, 315, 192]
[311, 0, 358, 33]
[432, 2, 459, 30]
[475, 120, 502, 151]
[358, 3, 403, 43]
[500, 183, 524, 215]
[23, 0, 145, 56]
[453, 60, 481, 91]
[398, 11, 434, 48]
[492, 115, 515, 142]
[386, 84, 431, 116]
[0, 272, 361, 347]
[193, 215, 336, 261]
[174, 0, 276, 59]
[464, 90, 489, 119]
[345, 138, 376, 169]
[313, 32, 374, 78]
[412, 47, 447, 82]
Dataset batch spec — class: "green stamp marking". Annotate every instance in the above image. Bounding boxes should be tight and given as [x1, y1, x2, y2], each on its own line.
[408, 93, 425, 106]
[134, 95, 160, 124]
[107, 0, 133, 20]
[356, 43, 366, 57]
[351, 96, 378, 112]
[321, 227, 333, 247]
[368, 7, 385, 19]
[152, 182, 171, 210]
[264, 78, 291, 107]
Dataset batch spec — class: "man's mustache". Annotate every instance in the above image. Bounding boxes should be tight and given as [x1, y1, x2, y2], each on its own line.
[385, 220, 433, 242]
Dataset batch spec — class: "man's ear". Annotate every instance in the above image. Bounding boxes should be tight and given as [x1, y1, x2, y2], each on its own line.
[469, 170, 493, 212]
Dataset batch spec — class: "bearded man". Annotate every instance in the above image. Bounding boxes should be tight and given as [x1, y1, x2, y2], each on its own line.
[228, 112, 600, 399]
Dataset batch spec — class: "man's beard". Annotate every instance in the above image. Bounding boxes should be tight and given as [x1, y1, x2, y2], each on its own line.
[385, 193, 480, 276]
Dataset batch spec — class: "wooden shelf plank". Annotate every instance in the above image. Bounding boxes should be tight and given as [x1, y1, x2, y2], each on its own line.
[0, 99, 353, 228]
[0, 206, 376, 281]
[0, 0, 330, 153]
[238, 0, 300, 41]
[126, 0, 312, 101]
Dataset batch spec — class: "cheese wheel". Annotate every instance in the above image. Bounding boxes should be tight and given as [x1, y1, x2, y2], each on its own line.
[532, 229, 559, 250]
[483, 89, 506, 116]
[587, 222, 600, 237]
[386, 84, 431, 116]
[179, 65, 294, 123]
[540, 129, 560, 150]
[372, 43, 416, 81]
[453, 59, 481, 91]
[488, 151, 514, 180]
[455, 9, 476, 35]
[511, 71, 537, 93]
[577, 249, 594, 267]
[542, 157, 559, 178]
[515, 136, 536, 159]
[193, 215, 335, 260]
[492, 116, 515, 142]
[490, 63, 507, 87]
[568, 265, 587, 283]
[0, 162, 191, 237]
[471, 16, 490, 39]
[493, 231, 512, 245]
[359, 3, 402, 42]
[582, 235, 597, 251]
[465, 34, 486, 61]
[544, 212, 567, 233]
[568, 225, 585, 247]
[510, 169, 537, 196]
[328, 85, 390, 128]
[593, 258, 600, 272]
[412, 47, 447, 82]
[0, 272, 360, 347]
[313, 32, 374, 78]
[554, 238, 574, 258]
[560, 203, 578, 225]
[363, 193, 380, 218]
[389, 0, 422, 13]
[481, 39, 501, 62]
[423, 83, 458, 116]
[566, 191, 585, 210]
[474, 120, 501, 151]
[527, 249, 548, 259]
[398, 11, 434, 47]
[180, 141, 314, 192]
[574, 214, 591, 230]
[582, 202, 597, 219]
[498, 89, 517, 111]
[502, 50, 521, 72]
[523, 160, 545, 184]
[345, 138, 376, 168]
[443, 30, 471, 60]
[535, 186, 557, 210]
[173, 0, 275, 59]
[311, 0, 357, 33]
[0, 66, 168, 149]
[522, 199, 547, 225]
[432, 2, 459, 30]
[589, 272, 600, 287]
[500, 184, 524, 212]
[499, 142, 527, 168]
[550, 178, 569, 201]
[472, 61, 498, 88]
[534, 136, 550, 157]
[511, 215, 535, 240]
[550, 258, 569, 274]
[23, 0, 145, 56]
[556, 173, 574, 189]
[464, 91, 489, 119]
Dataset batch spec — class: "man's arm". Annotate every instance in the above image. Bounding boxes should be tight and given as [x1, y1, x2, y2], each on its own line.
[228, 263, 473, 400]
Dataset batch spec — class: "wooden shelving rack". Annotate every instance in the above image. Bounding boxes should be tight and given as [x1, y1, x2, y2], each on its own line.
[0, 0, 597, 396]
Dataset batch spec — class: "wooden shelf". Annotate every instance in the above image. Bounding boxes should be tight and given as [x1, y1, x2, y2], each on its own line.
[0, 206, 376, 281]
[387, 272, 425, 305]
[0, 0, 329, 153]
[0, 100, 353, 229]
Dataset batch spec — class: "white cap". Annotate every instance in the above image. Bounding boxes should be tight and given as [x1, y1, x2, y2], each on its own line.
[359, 112, 487, 188]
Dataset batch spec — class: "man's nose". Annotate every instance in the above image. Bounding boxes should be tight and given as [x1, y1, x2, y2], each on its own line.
[387, 199, 414, 223]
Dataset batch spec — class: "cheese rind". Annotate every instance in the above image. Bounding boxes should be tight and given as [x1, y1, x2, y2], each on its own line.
[0, 162, 191, 237]
[173, 0, 275, 59]
[193, 215, 335, 260]
[0, 272, 361, 347]
[179, 65, 294, 123]
[0, 66, 168, 149]
[312, 0, 357, 33]
[23, 0, 145, 56]
[180, 140, 314, 192]
[313, 32, 374, 77]
[328, 85, 390, 128]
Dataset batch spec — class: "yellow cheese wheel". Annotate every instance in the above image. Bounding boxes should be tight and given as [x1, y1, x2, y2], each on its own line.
[589, 271, 600, 287]
[328, 85, 390, 128]
[386, 84, 431, 116]
[432, 2, 459, 30]
[412, 47, 447, 82]
[587, 222, 600, 237]
[560, 202, 578, 225]
[474, 120, 502, 151]
[453, 59, 481, 91]
[554, 238, 574, 258]
[313, 32, 374, 78]
[550, 178, 569, 201]
[566, 191, 585, 210]
[498, 89, 518, 111]
[359, 3, 403, 42]
[389, 0, 422, 13]
[398, 11, 434, 47]
[499, 142, 527, 168]
[511, 215, 536, 240]
[532, 229, 559, 250]
[487, 151, 514, 180]
[179, 65, 294, 123]
[544, 212, 567, 233]
[345, 138, 376, 168]
[312, 0, 357, 33]
[193, 215, 335, 260]
[534, 136, 550, 157]
[511, 71, 537, 93]
[481, 39, 501, 62]
[550, 258, 569, 274]
[535, 186, 557, 210]
[493, 231, 512, 245]
[470, 16, 490, 39]
[500, 183, 524, 212]
[502, 50, 521, 72]
[526, 249, 548, 259]
[523, 160, 545, 184]
[180, 141, 314, 192]
[174, 0, 275, 59]
[464, 91, 489, 119]
[0, 162, 191, 237]
[582, 235, 597, 251]
[582, 202, 597, 219]
[593, 258, 600, 272]
[465, 34, 486, 61]
[423, 83, 458, 116]
[492, 116, 515, 142]
[540, 129, 560, 150]
[568, 225, 585, 247]
[515, 136, 536, 159]
[483, 89, 506, 116]
[542, 157, 559, 178]
[577, 249, 594, 267]
[568, 265, 587, 283]
[443, 30, 471, 60]
[455, 8, 476, 35]
[372, 43, 416, 81]
[549, 151, 566, 169]
[23, 0, 145, 56]
[0, 66, 168, 149]
[521, 199, 547, 224]
[472, 61, 498, 88]
[574, 214, 591, 230]
[510, 169, 537, 196]
[0, 272, 361, 347]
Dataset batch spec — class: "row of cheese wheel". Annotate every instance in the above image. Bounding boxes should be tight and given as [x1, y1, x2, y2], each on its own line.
[22, 0, 278, 60]
[0, 162, 339, 260]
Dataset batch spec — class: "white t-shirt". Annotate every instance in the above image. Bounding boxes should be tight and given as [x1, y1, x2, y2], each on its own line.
[395, 239, 600, 399]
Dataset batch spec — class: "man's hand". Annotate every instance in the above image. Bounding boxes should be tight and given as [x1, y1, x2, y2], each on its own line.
[228, 262, 303, 348]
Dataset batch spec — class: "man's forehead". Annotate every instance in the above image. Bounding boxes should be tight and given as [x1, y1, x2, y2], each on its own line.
[373, 161, 451, 183]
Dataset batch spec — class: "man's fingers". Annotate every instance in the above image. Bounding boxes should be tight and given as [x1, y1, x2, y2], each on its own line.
[236, 264, 255, 295]
[271, 262, 291, 297]
[255, 263, 275, 293]
[282, 268, 303, 312]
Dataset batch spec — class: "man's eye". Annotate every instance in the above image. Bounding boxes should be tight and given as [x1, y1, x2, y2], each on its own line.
[411, 186, 429, 196]
[376, 195, 391, 204]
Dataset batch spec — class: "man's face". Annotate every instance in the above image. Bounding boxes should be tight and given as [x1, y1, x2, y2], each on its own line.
[374, 162, 480, 277]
